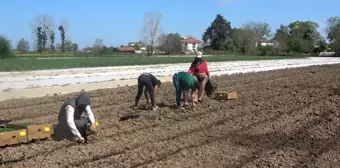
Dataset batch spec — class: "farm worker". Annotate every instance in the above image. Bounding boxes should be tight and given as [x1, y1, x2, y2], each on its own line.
[135, 73, 162, 111]
[172, 71, 199, 108]
[54, 92, 96, 143]
[187, 51, 210, 102]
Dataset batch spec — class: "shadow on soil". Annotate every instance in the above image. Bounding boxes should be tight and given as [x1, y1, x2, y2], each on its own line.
[131, 103, 178, 111]
[227, 111, 339, 168]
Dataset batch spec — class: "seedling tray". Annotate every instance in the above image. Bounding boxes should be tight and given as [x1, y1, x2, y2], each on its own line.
[0, 124, 28, 147]
[0, 128, 17, 132]
[7, 123, 52, 141]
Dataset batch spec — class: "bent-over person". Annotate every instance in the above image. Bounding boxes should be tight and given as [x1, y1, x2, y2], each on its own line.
[172, 71, 198, 108]
[135, 73, 161, 111]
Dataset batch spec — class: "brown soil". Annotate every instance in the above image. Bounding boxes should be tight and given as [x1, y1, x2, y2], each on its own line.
[1, 64, 340, 168]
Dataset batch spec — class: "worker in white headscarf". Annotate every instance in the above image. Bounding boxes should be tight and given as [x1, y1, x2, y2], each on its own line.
[187, 51, 211, 102]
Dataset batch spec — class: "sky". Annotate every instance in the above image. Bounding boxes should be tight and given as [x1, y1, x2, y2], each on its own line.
[0, 0, 339, 50]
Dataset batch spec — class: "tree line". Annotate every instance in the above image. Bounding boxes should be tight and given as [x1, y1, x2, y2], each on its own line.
[0, 12, 339, 58]
[135, 13, 340, 56]
[158, 14, 340, 56]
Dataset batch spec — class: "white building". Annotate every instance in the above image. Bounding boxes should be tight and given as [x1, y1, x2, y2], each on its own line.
[180, 37, 202, 54]
[128, 41, 147, 53]
[255, 40, 279, 47]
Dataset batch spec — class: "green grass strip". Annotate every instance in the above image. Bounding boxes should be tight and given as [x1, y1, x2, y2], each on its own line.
[0, 55, 303, 72]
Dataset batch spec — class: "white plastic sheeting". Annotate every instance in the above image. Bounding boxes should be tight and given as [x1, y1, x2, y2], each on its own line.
[0, 57, 339, 91]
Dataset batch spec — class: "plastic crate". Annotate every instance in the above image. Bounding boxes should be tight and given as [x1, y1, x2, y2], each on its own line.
[213, 91, 238, 100]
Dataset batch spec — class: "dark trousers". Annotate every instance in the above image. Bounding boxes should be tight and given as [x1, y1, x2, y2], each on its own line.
[172, 73, 182, 106]
[54, 117, 89, 141]
[75, 117, 89, 137]
[135, 75, 155, 107]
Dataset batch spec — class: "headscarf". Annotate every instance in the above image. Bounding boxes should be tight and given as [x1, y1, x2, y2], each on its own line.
[76, 92, 91, 109]
[190, 51, 205, 70]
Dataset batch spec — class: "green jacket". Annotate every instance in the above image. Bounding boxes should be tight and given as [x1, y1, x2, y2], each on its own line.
[177, 72, 198, 90]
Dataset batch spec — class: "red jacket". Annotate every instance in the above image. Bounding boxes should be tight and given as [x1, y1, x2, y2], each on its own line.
[188, 60, 210, 77]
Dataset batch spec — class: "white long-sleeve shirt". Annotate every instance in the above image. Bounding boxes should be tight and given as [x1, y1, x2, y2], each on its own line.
[65, 105, 95, 138]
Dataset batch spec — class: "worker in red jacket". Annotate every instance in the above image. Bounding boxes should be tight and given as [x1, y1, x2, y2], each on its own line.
[187, 51, 210, 102]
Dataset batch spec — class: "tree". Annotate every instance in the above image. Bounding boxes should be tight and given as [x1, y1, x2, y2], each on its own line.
[141, 11, 163, 55]
[58, 18, 69, 53]
[202, 14, 233, 50]
[55, 43, 61, 51]
[326, 16, 340, 42]
[257, 45, 277, 56]
[318, 39, 328, 52]
[41, 28, 47, 52]
[58, 26, 65, 52]
[100, 46, 111, 54]
[313, 39, 329, 53]
[72, 43, 78, 52]
[93, 38, 104, 48]
[273, 25, 290, 53]
[109, 46, 117, 53]
[159, 33, 182, 54]
[50, 31, 55, 51]
[35, 27, 43, 52]
[273, 21, 321, 53]
[64, 40, 73, 52]
[0, 35, 12, 59]
[17, 38, 30, 53]
[158, 34, 167, 46]
[92, 38, 104, 54]
[242, 21, 271, 39]
[231, 28, 258, 54]
[326, 16, 340, 53]
[228, 21, 272, 54]
[29, 14, 54, 52]
[288, 21, 321, 53]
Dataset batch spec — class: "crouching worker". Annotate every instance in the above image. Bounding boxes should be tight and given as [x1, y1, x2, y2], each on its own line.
[135, 73, 161, 111]
[54, 92, 96, 143]
[172, 72, 198, 108]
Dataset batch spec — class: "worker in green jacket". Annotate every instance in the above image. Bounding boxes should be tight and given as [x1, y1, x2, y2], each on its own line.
[172, 71, 199, 108]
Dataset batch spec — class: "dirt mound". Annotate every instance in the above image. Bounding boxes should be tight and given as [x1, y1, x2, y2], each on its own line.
[1, 64, 340, 168]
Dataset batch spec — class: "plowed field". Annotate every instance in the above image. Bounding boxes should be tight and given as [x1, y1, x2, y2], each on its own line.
[1, 64, 340, 168]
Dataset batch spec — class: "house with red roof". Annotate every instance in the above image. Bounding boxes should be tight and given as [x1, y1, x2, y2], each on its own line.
[128, 41, 147, 53]
[117, 47, 136, 54]
[180, 37, 202, 53]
